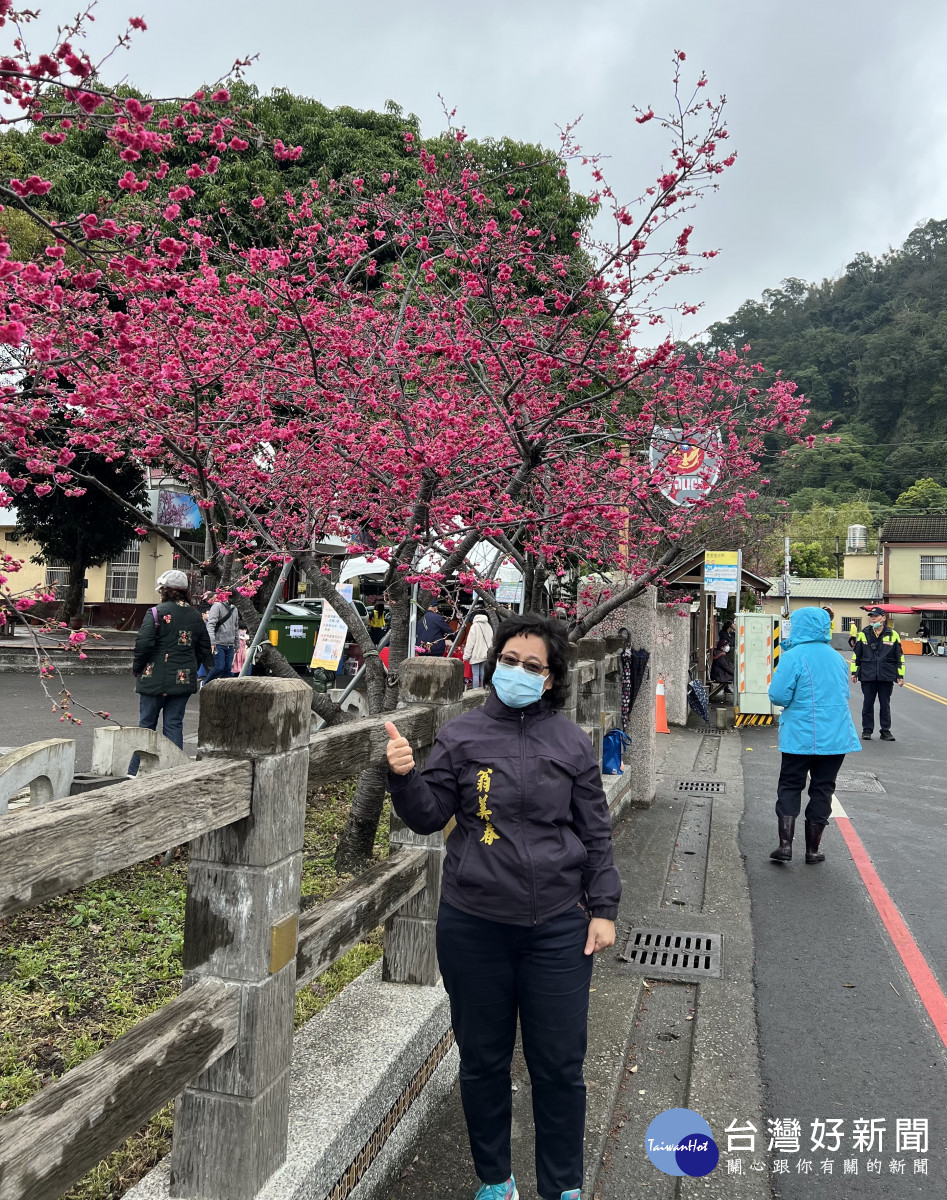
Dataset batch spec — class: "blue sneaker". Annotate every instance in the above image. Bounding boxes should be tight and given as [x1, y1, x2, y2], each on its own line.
[474, 1178, 518, 1200]
[541, 1192, 581, 1200]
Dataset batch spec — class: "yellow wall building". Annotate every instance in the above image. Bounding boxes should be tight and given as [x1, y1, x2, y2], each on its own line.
[1, 504, 204, 625]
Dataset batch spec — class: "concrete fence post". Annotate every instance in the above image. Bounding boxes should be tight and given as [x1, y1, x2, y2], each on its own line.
[575, 637, 606, 762]
[169, 676, 312, 1200]
[383, 656, 464, 986]
[562, 641, 580, 727]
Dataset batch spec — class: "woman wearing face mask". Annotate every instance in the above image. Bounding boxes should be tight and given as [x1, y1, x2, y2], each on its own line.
[385, 612, 620, 1200]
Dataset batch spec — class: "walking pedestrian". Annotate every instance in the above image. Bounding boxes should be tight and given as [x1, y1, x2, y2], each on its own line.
[850, 606, 904, 740]
[232, 628, 249, 675]
[767, 606, 860, 865]
[368, 600, 389, 645]
[463, 604, 494, 688]
[415, 602, 453, 657]
[203, 590, 240, 683]
[130, 570, 212, 774]
[386, 612, 619, 1200]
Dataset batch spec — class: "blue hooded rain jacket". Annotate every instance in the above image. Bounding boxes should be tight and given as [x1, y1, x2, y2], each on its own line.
[768, 607, 861, 756]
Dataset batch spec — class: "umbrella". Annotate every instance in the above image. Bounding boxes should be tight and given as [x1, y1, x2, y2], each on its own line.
[687, 677, 711, 725]
[619, 635, 650, 729]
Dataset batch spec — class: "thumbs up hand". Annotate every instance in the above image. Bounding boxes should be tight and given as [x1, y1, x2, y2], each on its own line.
[385, 721, 415, 776]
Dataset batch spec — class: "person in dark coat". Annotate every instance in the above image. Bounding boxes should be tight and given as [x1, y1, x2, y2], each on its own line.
[709, 619, 735, 690]
[386, 613, 619, 1200]
[850, 607, 905, 740]
[415, 603, 453, 657]
[130, 570, 213, 774]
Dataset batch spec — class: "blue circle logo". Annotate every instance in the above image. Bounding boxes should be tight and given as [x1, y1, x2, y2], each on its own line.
[646, 1107, 719, 1177]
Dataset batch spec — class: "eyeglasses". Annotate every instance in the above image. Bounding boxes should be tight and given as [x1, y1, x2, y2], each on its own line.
[497, 653, 549, 677]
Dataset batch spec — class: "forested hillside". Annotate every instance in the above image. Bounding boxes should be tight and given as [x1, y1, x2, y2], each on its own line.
[706, 218, 947, 504]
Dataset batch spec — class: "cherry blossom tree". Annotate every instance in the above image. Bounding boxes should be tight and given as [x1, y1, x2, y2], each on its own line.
[0, 10, 809, 865]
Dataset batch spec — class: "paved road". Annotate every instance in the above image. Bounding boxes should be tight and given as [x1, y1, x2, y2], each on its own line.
[740, 654, 947, 1197]
[0, 672, 202, 769]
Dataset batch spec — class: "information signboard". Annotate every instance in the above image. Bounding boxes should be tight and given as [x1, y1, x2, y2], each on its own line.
[704, 550, 741, 595]
[310, 583, 354, 671]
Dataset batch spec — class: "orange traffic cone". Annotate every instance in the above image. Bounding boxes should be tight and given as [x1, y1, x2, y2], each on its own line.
[655, 676, 670, 735]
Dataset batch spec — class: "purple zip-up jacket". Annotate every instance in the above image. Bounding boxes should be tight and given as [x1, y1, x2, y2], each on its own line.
[387, 691, 621, 925]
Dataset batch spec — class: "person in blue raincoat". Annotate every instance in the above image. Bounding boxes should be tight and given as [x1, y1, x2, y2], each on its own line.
[767, 607, 861, 864]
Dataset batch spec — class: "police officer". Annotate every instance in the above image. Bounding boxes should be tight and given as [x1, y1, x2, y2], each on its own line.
[850, 607, 905, 741]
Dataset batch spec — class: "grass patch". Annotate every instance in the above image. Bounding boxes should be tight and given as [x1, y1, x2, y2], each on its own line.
[0, 780, 390, 1200]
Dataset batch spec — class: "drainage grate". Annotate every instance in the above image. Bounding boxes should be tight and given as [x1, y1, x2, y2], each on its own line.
[835, 771, 885, 794]
[675, 779, 726, 793]
[620, 928, 723, 979]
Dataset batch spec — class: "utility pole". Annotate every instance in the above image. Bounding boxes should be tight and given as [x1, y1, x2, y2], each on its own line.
[782, 536, 791, 620]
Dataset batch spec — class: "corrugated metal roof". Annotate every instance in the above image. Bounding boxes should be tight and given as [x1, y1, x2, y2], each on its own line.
[764, 577, 883, 600]
[880, 516, 947, 543]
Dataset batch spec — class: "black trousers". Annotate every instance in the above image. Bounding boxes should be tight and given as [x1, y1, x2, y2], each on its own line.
[436, 901, 593, 1199]
[776, 753, 845, 826]
[860, 680, 894, 732]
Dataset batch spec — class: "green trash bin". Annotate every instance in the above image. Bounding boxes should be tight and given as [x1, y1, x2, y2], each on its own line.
[265, 603, 322, 672]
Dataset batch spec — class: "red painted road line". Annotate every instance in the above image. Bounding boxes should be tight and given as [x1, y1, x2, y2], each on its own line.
[835, 816, 947, 1049]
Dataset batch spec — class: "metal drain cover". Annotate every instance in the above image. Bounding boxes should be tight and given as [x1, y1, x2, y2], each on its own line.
[620, 928, 723, 979]
[676, 779, 726, 793]
[835, 771, 885, 794]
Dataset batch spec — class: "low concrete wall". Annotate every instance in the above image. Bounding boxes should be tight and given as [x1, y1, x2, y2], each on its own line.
[90, 726, 190, 778]
[0, 737, 76, 813]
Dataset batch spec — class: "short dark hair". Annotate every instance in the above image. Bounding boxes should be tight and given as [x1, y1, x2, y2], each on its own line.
[486, 611, 571, 709]
[160, 586, 190, 604]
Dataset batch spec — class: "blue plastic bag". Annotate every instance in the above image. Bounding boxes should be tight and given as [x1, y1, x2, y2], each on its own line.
[602, 729, 632, 775]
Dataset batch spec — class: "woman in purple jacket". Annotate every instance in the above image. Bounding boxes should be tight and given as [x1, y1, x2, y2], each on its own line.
[386, 613, 620, 1200]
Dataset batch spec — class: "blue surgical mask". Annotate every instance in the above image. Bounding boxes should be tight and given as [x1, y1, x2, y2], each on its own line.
[491, 662, 547, 708]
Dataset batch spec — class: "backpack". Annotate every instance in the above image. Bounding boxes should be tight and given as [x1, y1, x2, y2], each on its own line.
[602, 729, 632, 775]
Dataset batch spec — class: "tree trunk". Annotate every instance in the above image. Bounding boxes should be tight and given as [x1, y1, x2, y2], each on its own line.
[253, 642, 349, 726]
[334, 763, 390, 875]
[58, 557, 85, 622]
[333, 580, 407, 874]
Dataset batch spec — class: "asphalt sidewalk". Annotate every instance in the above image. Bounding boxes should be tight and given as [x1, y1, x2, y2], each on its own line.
[388, 725, 768, 1200]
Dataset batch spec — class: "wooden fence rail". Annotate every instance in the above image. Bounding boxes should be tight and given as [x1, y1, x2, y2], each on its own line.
[0, 642, 621, 1200]
[0, 758, 252, 919]
[0, 979, 240, 1200]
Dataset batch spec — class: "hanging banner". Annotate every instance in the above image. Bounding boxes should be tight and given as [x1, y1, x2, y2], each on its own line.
[310, 583, 354, 671]
[704, 550, 740, 594]
[649, 428, 722, 507]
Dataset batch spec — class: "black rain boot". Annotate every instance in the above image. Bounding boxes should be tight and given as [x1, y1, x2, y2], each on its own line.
[805, 820, 826, 865]
[770, 815, 795, 862]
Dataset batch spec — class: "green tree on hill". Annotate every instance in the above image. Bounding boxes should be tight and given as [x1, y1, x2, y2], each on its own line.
[895, 477, 947, 509]
[706, 218, 947, 501]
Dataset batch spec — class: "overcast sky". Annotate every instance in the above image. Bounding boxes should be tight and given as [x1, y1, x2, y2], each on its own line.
[26, 0, 947, 337]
